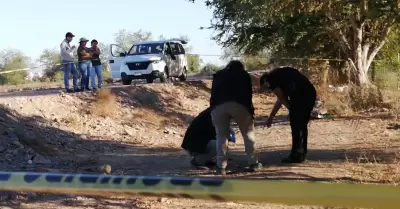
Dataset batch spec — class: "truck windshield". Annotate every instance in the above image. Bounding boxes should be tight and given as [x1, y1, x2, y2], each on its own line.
[127, 43, 164, 55]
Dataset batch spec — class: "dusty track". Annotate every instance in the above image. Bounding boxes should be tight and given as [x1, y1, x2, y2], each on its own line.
[0, 79, 398, 209]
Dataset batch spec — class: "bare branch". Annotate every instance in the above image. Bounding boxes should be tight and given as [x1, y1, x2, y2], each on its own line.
[332, 28, 352, 56]
[366, 24, 393, 70]
[359, 0, 367, 21]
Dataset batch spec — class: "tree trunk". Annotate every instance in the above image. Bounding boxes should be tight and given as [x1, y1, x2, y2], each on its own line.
[348, 54, 372, 85]
[349, 43, 386, 86]
[331, 7, 393, 86]
[356, 64, 369, 85]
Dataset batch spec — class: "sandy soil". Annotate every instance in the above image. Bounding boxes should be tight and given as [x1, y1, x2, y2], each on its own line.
[0, 79, 398, 209]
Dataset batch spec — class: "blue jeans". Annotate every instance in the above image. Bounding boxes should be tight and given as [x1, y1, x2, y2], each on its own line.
[90, 65, 103, 88]
[78, 61, 92, 89]
[62, 60, 78, 90]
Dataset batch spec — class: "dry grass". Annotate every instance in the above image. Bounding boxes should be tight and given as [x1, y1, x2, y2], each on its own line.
[345, 153, 400, 185]
[92, 89, 118, 118]
[315, 84, 397, 115]
[250, 71, 393, 115]
[382, 89, 400, 119]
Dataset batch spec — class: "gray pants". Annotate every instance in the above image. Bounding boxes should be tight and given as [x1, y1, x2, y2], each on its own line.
[188, 140, 217, 165]
[211, 102, 258, 169]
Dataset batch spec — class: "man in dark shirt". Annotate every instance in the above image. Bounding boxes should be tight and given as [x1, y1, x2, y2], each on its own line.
[260, 67, 317, 164]
[181, 107, 236, 168]
[210, 60, 262, 175]
[90, 39, 102, 89]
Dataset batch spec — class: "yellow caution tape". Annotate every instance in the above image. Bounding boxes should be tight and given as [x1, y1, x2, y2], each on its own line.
[0, 172, 399, 208]
[0, 55, 394, 75]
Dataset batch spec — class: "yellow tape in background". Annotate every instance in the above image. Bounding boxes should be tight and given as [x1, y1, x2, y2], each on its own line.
[0, 55, 395, 75]
[0, 172, 399, 208]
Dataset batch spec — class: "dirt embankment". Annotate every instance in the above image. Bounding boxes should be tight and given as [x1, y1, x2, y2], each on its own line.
[0, 80, 399, 209]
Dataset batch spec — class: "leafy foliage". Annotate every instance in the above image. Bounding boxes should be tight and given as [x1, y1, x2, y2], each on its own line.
[190, 0, 400, 84]
[113, 29, 153, 51]
[201, 63, 221, 72]
[0, 49, 29, 85]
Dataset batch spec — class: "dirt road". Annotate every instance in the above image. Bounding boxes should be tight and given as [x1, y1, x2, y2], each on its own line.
[0, 80, 398, 209]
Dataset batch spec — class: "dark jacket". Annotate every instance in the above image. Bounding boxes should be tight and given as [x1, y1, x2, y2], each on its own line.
[181, 107, 216, 153]
[210, 67, 254, 117]
[265, 67, 316, 102]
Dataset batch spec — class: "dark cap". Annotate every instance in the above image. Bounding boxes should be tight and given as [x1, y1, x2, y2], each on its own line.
[226, 60, 244, 71]
[91, 39, 98, 44]
[65, 32, 75, 38]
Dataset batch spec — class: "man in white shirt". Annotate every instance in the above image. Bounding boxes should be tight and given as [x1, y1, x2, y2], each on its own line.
[60, 32, 79, 92]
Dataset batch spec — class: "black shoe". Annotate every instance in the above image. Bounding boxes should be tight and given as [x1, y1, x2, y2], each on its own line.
[66, 89, 74, 93]
[85, 88, 92, 91]
[215, 167, 226, 175]
[204, 161, 216, 167]
[246, 163, 263, 172]
[190, 158, 210, 170]
[190, 158, 199, 167]
[281, 153, 306, 164]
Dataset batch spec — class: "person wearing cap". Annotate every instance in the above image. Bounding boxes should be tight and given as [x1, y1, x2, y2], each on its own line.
[60, 32, 78, 92]
[181, 107, 236, 168]
[90, 39, 102, 89]
[77, 37, 93, 91]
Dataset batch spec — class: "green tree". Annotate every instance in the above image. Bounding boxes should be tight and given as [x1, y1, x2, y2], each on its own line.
[190, 0, 400, 85]
[222, 47, 270, 71]
[178, 35, 201, 72]
[371, 27, 400, 88]
[0, 49, 30, 85]
[202, 63, 221, 72]
[113, 29, 153, 51]
[38, 48, 64, 81]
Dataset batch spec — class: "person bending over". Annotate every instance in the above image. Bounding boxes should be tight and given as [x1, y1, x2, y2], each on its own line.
[210, 60, 262, 175]
[260, 67, 316, 163]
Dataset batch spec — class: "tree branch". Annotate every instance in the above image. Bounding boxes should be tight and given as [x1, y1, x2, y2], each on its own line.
[332, 27, 352, 56]
[366, 24, 392, 71]
[359, 0, 367, 22]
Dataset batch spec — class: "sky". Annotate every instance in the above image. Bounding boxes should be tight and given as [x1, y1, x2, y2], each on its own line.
[0, 0, 226, 69]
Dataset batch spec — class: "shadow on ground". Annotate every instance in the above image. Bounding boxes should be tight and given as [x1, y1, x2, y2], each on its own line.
[0, 103, 397, 207]
[247, 113, 396, 128]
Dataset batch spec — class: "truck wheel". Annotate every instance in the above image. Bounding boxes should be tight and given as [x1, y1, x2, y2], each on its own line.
[122, 79, 132, 85]
[146, 78, 154, 83]
[160, 67, 169, 83]
[179, 67, 187, 81]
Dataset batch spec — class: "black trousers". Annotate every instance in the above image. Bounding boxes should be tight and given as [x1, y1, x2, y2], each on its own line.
[288, 90, 316, 156]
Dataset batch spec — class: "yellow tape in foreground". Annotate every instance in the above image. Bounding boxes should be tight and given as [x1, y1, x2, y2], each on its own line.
[0, 172, 398, 208]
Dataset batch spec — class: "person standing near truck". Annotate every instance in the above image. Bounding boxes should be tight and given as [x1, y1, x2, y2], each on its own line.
[60, 32, 78, 92]
[77, 37, 93, 91]
[90, 39, 102, 90]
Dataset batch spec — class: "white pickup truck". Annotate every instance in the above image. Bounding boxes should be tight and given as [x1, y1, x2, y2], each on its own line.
[108, 39, 189, 85]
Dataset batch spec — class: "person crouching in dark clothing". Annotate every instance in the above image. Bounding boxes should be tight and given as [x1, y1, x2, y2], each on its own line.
[181, 107, 235, 168]
[260, 67, 316, 164]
